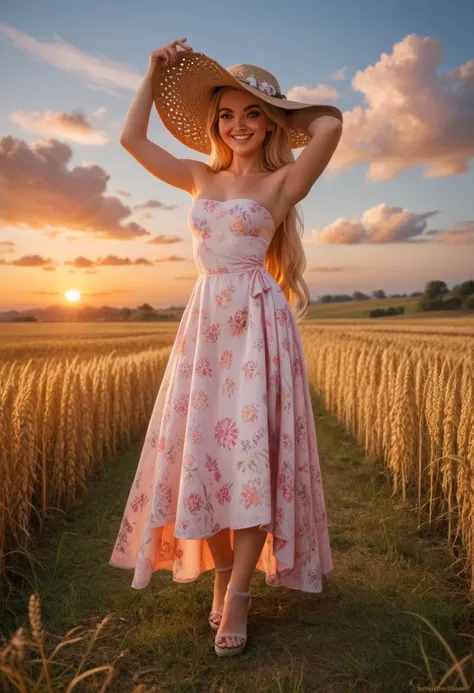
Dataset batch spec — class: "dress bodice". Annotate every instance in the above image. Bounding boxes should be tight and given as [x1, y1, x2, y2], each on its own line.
[187, 198, 276, 276]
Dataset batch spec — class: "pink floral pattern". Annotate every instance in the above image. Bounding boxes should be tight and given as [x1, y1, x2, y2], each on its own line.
[109, 199, 333, 593]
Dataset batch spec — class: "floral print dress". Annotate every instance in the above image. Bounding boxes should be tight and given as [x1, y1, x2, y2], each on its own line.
[109, 198, 333, 593]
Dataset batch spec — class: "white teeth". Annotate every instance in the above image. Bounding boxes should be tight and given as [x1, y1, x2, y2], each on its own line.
[232, 135, 252, 140]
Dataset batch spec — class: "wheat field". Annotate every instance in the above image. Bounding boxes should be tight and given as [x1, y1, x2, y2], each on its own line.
[0, 317, 473, 597]
[301, 317, 474, 594]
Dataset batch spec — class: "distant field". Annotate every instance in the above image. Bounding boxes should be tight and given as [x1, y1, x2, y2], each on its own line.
[1, 310, 473, 361]
[0, 322, 179, 360]
[303, 294, 458, 319]
[305, 294, 419, 319]
[0, 296, 473, 326]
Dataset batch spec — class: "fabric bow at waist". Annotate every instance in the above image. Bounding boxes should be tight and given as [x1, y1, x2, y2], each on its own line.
[249, 267, 272, 298]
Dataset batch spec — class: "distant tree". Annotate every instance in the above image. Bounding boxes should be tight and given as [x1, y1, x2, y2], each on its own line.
[461, 294, 474, 310]
[417, 280, 450, 312]
[120, 308, 132, 320]
[424, 280, 450, 299]
[372, 289, 386, 299]
[352, 291, 370, 301]
[450, 280, 474, 300]
[138, 303, 154, 312]
[443, 295, 463, 310]
[417, 296, 444, 311]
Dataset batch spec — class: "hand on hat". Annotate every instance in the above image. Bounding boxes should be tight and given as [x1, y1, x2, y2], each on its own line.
[146, 38, 193, 77]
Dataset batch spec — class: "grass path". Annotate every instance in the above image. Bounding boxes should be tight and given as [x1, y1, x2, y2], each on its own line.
[2, 388, 473, 692]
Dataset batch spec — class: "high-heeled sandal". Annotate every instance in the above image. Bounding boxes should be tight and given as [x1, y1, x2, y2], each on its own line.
[208, 564, 233, 631]
[214, 585, 251, 657]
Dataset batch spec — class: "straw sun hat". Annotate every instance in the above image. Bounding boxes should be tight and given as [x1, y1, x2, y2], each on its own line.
[152, 50, 343, 155]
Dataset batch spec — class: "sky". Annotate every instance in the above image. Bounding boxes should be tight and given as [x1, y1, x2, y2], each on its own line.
[0, 0, 473, 311]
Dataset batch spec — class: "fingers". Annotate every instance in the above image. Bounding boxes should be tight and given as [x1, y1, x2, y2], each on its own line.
[166, 41, 193, 66]
[161, 48, 172, 66]
[154, 38, 193, 69]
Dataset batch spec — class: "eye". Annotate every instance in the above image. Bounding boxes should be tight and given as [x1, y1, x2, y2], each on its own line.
[219, 111, 261, 119]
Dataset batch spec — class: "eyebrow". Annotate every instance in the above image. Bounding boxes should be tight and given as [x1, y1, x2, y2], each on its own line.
[218, 104, 261, 113]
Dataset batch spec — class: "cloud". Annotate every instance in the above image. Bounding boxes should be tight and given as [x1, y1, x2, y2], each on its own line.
[0, 136, 152, 240]
[135, 199, 181, 222]
[286, 84, 340, 103]
[0, 254, 55, 269]
[147, 235, 184, 245]
[0, 23, 142, 95]
[134, 200, 179, 211]
[332, 34, 474, 180]
[155, 255, 187, 263]
[329, 67, 347, 81]
[304, 202, 445, 244]
[9, 108, 110, 144]
[92, 107, 108, 119]
[0, 240, 16, 254]
[63, 253, 186, 267]
[432, 220, 474, 245]
[1, 253, 189, 269]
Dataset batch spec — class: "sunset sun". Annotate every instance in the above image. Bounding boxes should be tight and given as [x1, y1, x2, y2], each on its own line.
[65, 289, 81, 303]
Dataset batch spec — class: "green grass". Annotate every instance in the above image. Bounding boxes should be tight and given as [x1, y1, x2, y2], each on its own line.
[1, 390, 473, 692]
[303, 295, 421, 320]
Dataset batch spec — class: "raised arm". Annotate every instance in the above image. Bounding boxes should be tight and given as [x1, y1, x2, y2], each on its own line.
[119, 38, 201, 195]
[281, 106, 343, 207]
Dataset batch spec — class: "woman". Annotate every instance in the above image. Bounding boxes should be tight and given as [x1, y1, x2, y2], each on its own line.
[109, 37, 343, 657]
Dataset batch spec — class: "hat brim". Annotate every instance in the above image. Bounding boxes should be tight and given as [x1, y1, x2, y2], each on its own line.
[152, 51, 339, 155]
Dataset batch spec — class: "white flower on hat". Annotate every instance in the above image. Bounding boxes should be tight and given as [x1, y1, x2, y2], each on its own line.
[236, 73, 286, 100]
[244, 75, 277, 97]
[244, 76, 258, 88]
[259, 80, 276, 97]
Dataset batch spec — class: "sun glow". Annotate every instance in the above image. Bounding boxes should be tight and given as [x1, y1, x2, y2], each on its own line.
[65, 289, 81, 303]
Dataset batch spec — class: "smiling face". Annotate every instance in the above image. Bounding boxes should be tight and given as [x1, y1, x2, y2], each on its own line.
[217, 88, 273, 154]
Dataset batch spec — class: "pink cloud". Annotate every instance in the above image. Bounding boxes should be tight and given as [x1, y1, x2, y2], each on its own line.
[331, 34, 474, 180]
[286, 84, 340, 104]
[134, 200, 179, 211]
[433, 221, 474, 245]
[9, 108, 110, 145]
[1, 253, 189, 270]
[0, 23, 142, 95]
[304, 202, 453, 244]
[0, 136, 151, 240]
[147, 235, 184, 245]
[3, 254, 56, 269]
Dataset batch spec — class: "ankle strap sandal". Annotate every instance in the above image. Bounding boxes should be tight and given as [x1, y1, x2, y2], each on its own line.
[214, 585, 251, 657]
[208, 564, 233, 631]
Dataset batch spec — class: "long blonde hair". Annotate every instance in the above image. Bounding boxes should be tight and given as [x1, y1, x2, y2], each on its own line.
[205, 86, 310, 322]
